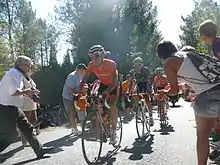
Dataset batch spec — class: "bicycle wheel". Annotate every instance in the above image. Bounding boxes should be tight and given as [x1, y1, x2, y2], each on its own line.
[112, 111, 123, 148]
[81, 111, 103, 165]
[159, 101, 168, 127]
[135, 106, 145, 138]
[158, 101, 162, 120]
[145, 105, 151, 133]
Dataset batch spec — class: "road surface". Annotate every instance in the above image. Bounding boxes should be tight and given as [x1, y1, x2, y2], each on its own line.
[0, 99, 212, 165]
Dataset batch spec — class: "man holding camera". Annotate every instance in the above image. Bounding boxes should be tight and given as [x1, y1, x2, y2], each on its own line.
[0, 56, 53, 159]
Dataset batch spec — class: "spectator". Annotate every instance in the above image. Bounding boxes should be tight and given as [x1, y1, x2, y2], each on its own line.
[199, 19, 220, 59]
[104, 51, 120, 69]
[62, 63, 87, 135]
[156, 40, 220, 165]
[20, 63, 40, 147]
[0, 56, 53, 159]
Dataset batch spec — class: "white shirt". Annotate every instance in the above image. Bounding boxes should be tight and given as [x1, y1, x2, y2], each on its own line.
[0, 68, 24, 108]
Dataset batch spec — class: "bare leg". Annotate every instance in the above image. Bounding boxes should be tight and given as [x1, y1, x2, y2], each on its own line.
[195, 115, 215, 165]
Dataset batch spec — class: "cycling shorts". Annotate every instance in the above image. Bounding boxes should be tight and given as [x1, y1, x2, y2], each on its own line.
[98, 83, 119, 96]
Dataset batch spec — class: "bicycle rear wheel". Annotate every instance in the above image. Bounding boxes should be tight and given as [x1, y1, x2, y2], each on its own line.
[158, 101, 168, 127]
[81, 111, 103, 165]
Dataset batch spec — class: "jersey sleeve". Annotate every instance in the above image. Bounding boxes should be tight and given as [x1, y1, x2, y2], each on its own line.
[153, 76, 157, 84]
[9, 70, 23, 95]
[143, 67, 151, 83]
[110, 61, 117, 73]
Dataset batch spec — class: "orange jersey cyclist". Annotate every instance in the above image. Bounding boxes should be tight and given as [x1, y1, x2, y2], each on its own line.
[81, 45, 119, 145]
[153, 67, 168, 92]
[129, 57, 154, 126]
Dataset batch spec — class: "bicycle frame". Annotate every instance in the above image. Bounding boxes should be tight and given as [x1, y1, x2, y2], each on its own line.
[87, 94, 111, 135]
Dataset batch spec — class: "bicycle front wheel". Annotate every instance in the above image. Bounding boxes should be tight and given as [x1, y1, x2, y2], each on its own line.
[135, 106, 145, 138]
[81, 111, 103, 165]
[112, 111, 123, 148]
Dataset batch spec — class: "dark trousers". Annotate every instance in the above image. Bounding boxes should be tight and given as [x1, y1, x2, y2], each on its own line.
[0, 104, 42, 155]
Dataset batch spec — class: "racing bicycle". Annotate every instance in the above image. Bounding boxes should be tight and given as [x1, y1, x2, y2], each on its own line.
[81, 92, 123, 165]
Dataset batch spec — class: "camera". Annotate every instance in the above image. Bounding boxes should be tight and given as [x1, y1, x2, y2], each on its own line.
[31, 94, 40, 102]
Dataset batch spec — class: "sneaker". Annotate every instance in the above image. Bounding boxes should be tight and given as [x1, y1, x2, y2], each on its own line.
[109, 130, 117, 145]
[36, 147, 54, 159]
[149, 117, 154, 126]
[22, 143, 30, 147]
[71, 128, 81, 136]
[210, 140, 220, 151]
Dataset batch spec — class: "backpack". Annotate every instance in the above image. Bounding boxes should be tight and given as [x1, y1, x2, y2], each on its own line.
[179, 51, 220, 84]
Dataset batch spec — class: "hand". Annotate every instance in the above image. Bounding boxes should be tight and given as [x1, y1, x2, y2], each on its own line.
[24, 89, 40, 96]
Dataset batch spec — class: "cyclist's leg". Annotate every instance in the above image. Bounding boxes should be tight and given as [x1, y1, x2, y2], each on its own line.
[109, 86, 119, 129]
[77, 110, 86, 129]
[108, 86, 119, 144]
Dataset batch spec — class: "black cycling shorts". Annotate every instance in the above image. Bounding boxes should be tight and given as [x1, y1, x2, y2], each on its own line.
[98, 83, 119, 95]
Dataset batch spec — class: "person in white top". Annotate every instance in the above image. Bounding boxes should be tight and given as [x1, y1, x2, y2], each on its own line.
[156, 40, 220, 165]
[0, 56, 53, 160]
[20, 64, 40, 147]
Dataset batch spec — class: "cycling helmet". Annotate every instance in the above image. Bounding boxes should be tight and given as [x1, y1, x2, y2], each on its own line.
[88, 45, 105, 57]
[133, 57, 143, 65]
[180, 46, 196, 52]
[105, 51, 111, 58]
[155, 67, 163, 75]
[126, 74, 131, 79]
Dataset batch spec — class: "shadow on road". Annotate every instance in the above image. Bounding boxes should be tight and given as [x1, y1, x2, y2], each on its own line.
[12, 156, 50, 165]
[98, 146, 121, 165]
[170, 105, 182, 108]
[153, 125, 175, 135]
[121, 134, 154, 161]
[0, 146, 24, 163]
[118, 110, 134, 124]
[43, 134, 79, 153]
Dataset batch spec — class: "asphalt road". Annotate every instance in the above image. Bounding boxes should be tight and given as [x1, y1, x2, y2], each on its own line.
[0, 99, 213, 165]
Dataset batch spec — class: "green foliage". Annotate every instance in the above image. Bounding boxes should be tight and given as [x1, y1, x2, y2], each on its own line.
[1, 0, 163, 105]
[180, 0, 220, 53]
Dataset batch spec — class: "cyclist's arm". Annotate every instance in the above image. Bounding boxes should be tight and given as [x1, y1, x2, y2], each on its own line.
[128, 70, 135, 93]
[163, 59, 179, 96]
[106, 64, 118, 93]
[81, 63, 92, 85]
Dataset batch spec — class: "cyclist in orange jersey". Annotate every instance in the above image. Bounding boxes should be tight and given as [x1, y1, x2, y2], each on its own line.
[154, 67, 169, 110]
[81, 45, 119, 145]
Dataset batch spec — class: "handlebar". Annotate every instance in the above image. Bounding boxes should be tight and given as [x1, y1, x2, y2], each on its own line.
[86, 93, 110, 109]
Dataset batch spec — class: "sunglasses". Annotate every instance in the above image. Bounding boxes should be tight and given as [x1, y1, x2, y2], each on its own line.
[89, 53, 101, 59]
